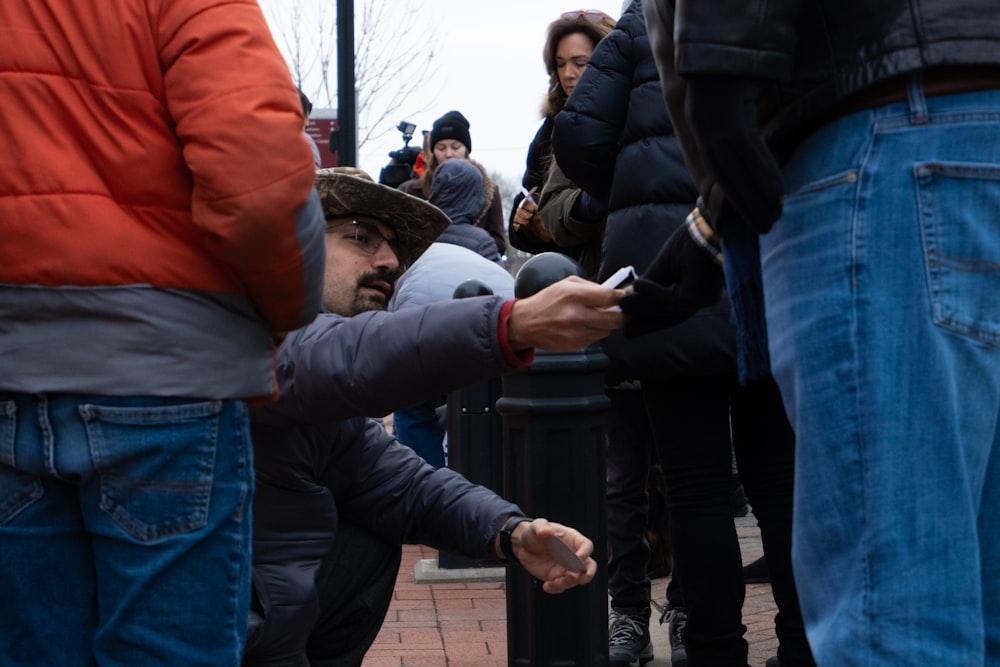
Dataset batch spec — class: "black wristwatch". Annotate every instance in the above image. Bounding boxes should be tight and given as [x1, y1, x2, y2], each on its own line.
[499, 516, 533, 564]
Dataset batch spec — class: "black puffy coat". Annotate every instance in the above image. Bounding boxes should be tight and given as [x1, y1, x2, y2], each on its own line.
[552, 0, 735, 380]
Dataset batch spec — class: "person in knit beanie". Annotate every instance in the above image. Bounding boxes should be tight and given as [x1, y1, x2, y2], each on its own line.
[429, 109, 472, 154]
[398, 109, 507, 254]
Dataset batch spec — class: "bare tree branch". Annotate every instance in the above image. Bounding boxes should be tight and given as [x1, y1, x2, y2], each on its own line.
[262, 0, 439, 152]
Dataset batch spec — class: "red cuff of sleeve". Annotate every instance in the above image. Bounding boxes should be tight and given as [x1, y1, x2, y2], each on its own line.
[498, 299, 535, 368]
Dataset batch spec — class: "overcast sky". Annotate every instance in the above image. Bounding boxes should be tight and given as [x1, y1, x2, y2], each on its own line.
[256, 0, 627, 185]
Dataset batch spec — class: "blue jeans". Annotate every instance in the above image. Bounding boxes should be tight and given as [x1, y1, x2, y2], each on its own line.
[761, 78, 1000, 665]
[393, 398, 446, 468]
[0, 394, 254, 666]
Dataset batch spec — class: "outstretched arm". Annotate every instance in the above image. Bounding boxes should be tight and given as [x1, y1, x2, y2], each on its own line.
[258, 278, 625, 424]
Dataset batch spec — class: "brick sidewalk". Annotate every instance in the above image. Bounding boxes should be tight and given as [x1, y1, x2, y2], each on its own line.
[364, 517, 780, 666]
[365, 544, 509, 666]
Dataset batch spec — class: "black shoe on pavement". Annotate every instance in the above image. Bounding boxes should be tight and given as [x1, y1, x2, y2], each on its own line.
[608, 607, 654, 667]
[743, 555, 770, 584]
[658, 604, 688, 667]
[765, 657, 780, 667]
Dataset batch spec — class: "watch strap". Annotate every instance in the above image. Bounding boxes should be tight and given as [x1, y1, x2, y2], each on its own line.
[499, 516, 533, 563]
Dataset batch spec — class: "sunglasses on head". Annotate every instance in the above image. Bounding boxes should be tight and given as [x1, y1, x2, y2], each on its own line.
[561, 9, 613, 22]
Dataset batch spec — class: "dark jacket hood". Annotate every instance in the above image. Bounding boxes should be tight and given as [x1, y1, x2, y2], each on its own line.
[428, 159, 487, 226]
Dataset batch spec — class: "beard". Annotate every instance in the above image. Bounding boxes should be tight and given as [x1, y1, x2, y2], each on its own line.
[349, 268, 399, 315]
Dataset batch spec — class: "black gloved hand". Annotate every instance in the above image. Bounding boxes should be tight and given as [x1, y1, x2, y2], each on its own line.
[619, 219, 724, 337]
[571, 191, 609, 223]
[684, 75, 783, 234]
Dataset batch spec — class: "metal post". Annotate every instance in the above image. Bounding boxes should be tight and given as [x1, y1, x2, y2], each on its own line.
[335, 0, 357, 166]
[439, 280, 506, 570]
[496, 254, 610, 666]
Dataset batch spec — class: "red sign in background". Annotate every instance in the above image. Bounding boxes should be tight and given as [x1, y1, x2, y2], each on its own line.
[306, 116, 340, 168]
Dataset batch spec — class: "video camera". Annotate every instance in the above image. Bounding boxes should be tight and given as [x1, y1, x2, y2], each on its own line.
[379, 120, 422, 189]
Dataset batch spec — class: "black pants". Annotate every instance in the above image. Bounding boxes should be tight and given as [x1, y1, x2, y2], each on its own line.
[641, 375, 813, 667]
[727, 377, 813, 667]
[605, 387, 654, 611]
[306, 522, 402, 667]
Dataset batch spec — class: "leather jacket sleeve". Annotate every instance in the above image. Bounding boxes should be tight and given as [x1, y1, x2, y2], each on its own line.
[673, 0, 801, 80]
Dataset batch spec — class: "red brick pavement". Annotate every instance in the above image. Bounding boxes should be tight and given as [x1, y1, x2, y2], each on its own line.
[365, 519, 781, 667]
[365, 544, 509, 667]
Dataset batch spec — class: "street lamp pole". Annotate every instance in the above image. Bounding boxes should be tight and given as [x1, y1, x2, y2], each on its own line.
[336, 0, 357, 166]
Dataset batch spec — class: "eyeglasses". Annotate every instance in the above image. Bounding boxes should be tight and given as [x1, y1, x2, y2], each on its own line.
[326, 220, 408, 265]
[561, 9, 613, 22]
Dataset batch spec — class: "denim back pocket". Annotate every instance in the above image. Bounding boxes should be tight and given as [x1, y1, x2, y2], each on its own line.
[80, 400, 222, 542]
[915, 162, 1000, 347]
[0, 400, 44, 525]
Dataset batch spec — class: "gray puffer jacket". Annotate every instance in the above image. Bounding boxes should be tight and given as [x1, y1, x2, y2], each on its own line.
[244, 296, 523, 665]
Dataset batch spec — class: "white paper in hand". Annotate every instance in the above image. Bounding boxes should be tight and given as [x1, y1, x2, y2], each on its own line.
[600, 265, 637, 289]
[600, 265, 637, 312]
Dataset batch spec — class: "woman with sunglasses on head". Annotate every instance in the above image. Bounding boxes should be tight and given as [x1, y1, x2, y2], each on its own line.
[552, 2, 816, 667]
[507, 9, 616, 278]
[509, 9, 695, 667]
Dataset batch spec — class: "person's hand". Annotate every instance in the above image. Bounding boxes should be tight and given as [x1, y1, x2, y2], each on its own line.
[507, 275, 625, 352]
[619, 217, 724, 337]
[512, 189, 553, 242]
[507, 518, 597, 594]
[684, 75, 783, 234]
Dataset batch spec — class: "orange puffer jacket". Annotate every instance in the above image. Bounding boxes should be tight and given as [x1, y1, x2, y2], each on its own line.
[0, 0, 326, 400]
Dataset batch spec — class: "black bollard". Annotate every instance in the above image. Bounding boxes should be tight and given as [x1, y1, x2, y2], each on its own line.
[439, 280, 506, 570]
[496, 253, 610, 666]
[451, 278, 497, 299]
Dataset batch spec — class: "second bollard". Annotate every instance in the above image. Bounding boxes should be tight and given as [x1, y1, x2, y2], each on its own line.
[439, 279, 505, 570]
[496, 253, 610, 666]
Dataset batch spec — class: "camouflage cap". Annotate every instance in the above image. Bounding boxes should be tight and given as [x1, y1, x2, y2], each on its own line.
[314, 167, 450, 265]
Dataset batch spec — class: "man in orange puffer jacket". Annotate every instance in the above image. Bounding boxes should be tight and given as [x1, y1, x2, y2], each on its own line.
[0, 1, 325, 665]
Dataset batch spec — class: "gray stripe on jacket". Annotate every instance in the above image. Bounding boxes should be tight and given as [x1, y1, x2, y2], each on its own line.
[0, 285, 276, 399]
